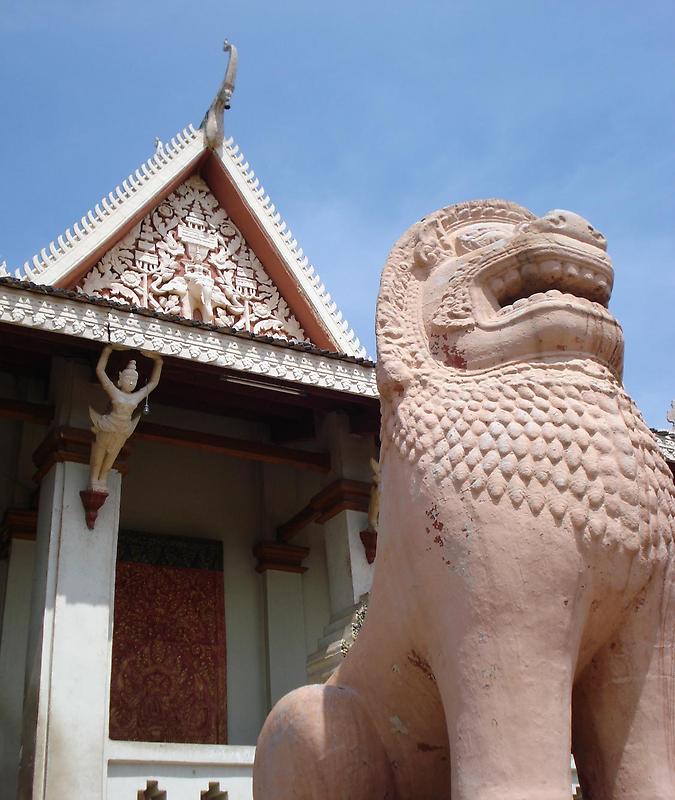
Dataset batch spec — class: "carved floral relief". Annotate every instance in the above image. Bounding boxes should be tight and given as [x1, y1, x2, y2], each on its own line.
[109, 532, 227, 744]
[76, 176, 307, 342]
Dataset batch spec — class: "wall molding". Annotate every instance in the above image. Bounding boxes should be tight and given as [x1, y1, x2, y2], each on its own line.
[252, 541, 310, 574]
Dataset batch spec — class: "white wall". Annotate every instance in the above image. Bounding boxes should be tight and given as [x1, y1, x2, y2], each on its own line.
[106, 741, 255, 800]
[299, 524, 331, 657]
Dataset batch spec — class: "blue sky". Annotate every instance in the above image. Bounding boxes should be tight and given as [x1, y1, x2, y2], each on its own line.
[1, 1, 673, 426]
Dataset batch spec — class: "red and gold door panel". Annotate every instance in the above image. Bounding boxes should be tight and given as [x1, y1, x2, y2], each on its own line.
[109, 531, 227, 743]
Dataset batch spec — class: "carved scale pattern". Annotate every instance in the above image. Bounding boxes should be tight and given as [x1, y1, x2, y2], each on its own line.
[77, 176, 307, 342]
[384, 362, 675, 555]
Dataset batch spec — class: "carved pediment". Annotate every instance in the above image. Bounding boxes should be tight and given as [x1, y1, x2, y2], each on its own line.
[75, 176, 307, 343]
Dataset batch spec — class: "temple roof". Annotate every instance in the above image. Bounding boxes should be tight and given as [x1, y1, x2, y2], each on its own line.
[2, 125, 365, 358]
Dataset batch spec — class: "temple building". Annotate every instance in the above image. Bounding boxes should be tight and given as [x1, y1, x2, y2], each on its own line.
[1, 48, 673, 800]
[0, 49, 379, 800]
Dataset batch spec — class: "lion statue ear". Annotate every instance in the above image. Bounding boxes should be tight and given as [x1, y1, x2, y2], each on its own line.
[376, 224, 424, 400]
[413, 218, 455, 271]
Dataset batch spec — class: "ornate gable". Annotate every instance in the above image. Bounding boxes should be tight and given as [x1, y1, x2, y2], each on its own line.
[6, 47, 366, 356]
[75, 176, 307, 343]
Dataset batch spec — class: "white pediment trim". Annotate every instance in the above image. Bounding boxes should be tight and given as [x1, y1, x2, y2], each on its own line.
[16, 126, 204, 286]
[215, 139, 364, 357]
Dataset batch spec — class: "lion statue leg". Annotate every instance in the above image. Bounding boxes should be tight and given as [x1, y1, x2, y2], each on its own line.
[572, 558, 675, 800]
[253, 573, 451, 800]
[389, 482, 584, 800]
[252, 684, 395, 799]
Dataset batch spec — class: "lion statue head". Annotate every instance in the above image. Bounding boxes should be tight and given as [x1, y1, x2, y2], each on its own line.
[377, 199, 622, 393]
[376, 200, 672, 560]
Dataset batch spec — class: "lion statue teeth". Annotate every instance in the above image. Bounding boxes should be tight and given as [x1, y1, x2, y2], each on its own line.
[253, 200, 675, 800]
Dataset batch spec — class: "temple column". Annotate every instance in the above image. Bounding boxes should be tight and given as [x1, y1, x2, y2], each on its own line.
[19, 461, 121, 800]
[324, 508, 372, 612]
[306, 505, 372, 682]
[306, 414, 375, 682]
[253, 542, 309, 706]
[18, 358, 124, 800]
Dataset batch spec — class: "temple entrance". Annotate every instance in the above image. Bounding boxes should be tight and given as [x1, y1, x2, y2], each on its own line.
[109, 531, 227, 744]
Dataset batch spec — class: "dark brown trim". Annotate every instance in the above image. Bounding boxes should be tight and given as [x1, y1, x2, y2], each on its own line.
[0, 509, 37, 558]
[277, 478, 371, 543]
[32, 420, 329, 483]
[0, 398, 53, 426]
[253, 541, 309, 574]
[32, 426, 130, 483]
[359, 528, 378, 564]
[133, 422, 330, 473]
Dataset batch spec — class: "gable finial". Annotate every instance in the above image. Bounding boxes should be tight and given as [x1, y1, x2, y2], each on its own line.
[203, 39, 238, 150]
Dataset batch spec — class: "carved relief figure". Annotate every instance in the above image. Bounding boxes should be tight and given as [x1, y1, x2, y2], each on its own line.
[253, 202, 675, 799]
[88, 344, 162, 491]
[77, 177, 306, 341]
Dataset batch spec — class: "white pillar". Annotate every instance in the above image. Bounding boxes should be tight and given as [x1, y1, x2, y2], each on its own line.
[322, 413, 375, 612]
[19, 461, 121, 800]
[0, 537, 35, 798]
[262, 569, 307, 706]
[304, 414, 376, 682]
[323, 508, 372, 614]
[306, 507, 372, 683]
[253, 541, 308, 708]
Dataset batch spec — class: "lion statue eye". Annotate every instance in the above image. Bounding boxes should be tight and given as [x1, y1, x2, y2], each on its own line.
[454, 224, 514, 256]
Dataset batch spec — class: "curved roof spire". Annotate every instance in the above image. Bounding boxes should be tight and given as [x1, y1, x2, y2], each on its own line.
[203, 40, 238, 150]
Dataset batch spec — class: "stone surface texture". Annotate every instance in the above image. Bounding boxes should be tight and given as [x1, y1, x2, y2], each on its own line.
[253, 200, 675, 799]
